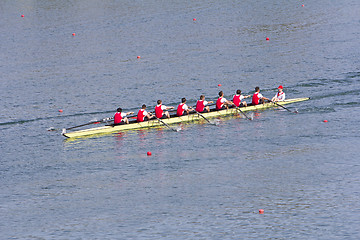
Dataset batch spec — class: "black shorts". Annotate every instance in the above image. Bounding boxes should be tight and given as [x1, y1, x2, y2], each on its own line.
[114, 121, 126, 126]
[195, 108, 207, 113]
[178, 111, 190, 117]
[232, 103, 245, 108]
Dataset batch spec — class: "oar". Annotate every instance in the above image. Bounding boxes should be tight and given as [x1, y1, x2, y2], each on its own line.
[155, 116, 178, 132]
[191, 107, 216, 125]
[65, 117, 113, 131]
[195, 110, 215, 124]
[271, 101, 298, 113]
[64, 112, 138, 131]
[235, 107, 252, 120]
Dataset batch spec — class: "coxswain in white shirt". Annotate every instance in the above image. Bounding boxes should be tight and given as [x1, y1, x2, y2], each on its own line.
[216, 91, 233, 110]
[271, 85, 286, 102]
[155, 100, 174, 119]
[137, 104, 153, 122]
[252, 86, 269, 105]
[232, 89, 251, 107]
[114, 107, 134, 125]
[195, 95, 213, 113]
[177, 98, 193, 116]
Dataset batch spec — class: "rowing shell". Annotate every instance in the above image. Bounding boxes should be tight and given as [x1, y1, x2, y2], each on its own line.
[62, 97, 309, 138]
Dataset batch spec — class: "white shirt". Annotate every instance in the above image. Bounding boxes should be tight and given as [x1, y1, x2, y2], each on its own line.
[273, 92, 285, 101]
[257, 93, 264, 99]
[157, 104, 167, 110]
[220, 97, 227, 103]
[181, 103, 189, 110]
[234, 94, 245, 101]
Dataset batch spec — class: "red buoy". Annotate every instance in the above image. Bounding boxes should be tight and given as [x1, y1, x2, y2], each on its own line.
[302, 4, 304, 7]
[266, 37, 270, 41]
[137, 56, 141, 59]
[58, 109, 63, 112]
[147, 151, 152, 156]
[323, 120, 328, 123]
[21, 15, 24, 18]
[72, 33, 76, 36]
[193, 18, 196, 21]
[218, 84, 222, 87]
[259, 209, 264, 214]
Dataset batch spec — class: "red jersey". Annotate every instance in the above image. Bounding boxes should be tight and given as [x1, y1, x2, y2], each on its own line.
[252, 92, 260, 105]
[137, 109, 146, 122]
[114, 112, 123, 124]
[177, 103, 185, 116]
[233, 95, 241, 107]
[216, 97, 224, 110]
[155, 105, 163, 118]
[195, 100, 205, 112]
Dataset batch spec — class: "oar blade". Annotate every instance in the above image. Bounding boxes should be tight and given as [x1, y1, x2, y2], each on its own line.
[236, 107, 252, 120]
[194, 110, 217, 125]
[211, 119, 220, 125]
[156, 117, 178, 132]
[272, 101, 297, 114]
[250, 112, 254, 120]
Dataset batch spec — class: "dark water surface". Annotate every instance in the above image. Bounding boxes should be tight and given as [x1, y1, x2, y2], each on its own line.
[1, 0, 360, 239]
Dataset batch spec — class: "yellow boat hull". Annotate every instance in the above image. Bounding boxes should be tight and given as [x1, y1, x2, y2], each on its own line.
[63, 97, 309, 138]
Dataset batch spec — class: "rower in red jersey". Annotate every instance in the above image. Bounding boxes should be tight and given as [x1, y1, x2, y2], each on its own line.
[137, 104, 153, 122]
[232, 89, 251, 107]
[195, 95, 213, 113]
[155, 100, 174, 119]
[271, 85, 286, 102]
[114, 107, 134, 125]
[216, 91, 233, 110]
[177, 98, 193, 116]
[252, 87, 269, 105]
